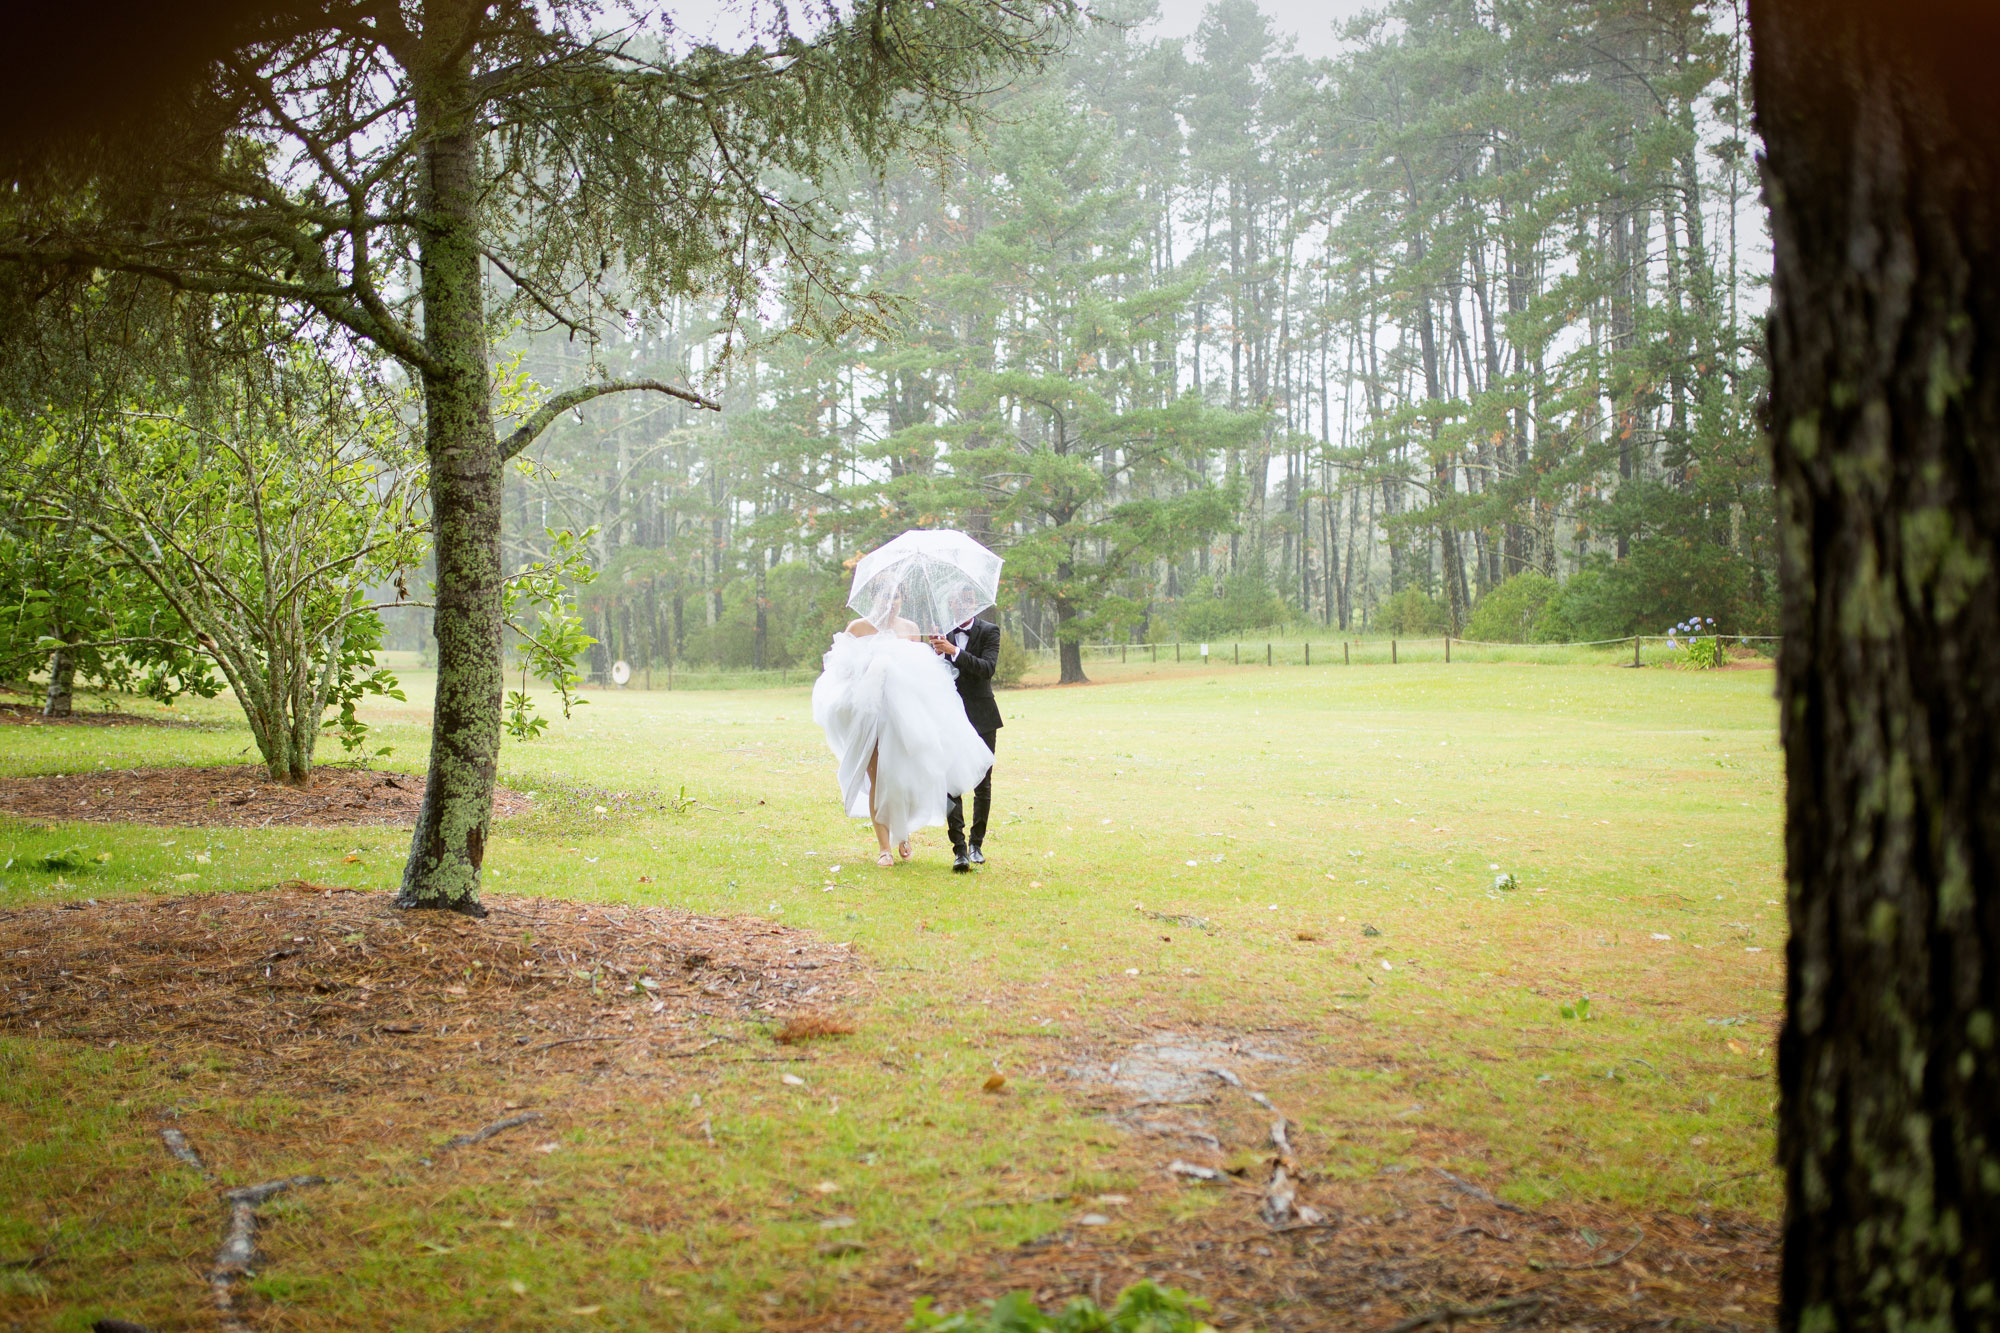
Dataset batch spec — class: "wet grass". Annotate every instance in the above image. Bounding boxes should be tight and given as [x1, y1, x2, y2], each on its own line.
[0, 660, 1784, 1329]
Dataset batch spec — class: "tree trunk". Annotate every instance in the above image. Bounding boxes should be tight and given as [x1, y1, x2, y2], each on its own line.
[399, 9, 501, 916]
[42, 636, 76, 719]
[1753, 1, 2000, 1326]
[1054, 575, 1086, 684]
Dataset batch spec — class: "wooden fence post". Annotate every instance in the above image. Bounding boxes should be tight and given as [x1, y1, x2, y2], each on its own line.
[1344, 641, 1350, 666]
[1121, 644, 1127, 664]
[1234, 643, 1240, 665]
[1266, 643, 1272, 666]
[1633, 636, 1642, 667]
[1305, 642, 1311, 666]
[1392, 639, 1398, 664]
[1445, 636, 1451, 663]
[1176, 642, 1181, 663]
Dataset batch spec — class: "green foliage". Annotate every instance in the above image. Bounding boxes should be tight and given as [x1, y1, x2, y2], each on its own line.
[1167, 573, 1291, 639]
[503, 530, 599, 739]
[908, 1281, 1214, 1332]
[1559, 998, 1595, 1022]
[0, 520, 217, 707]
[1377, 587, 1450, 637]
[1683, 637, 1726, 670]
[1, 328, 425, 780]
[993, 630, 1031, 689]
[1466, 572, 1560, 643]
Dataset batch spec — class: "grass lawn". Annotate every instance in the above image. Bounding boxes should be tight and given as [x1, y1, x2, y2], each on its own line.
[0, 658, 1784, 1330]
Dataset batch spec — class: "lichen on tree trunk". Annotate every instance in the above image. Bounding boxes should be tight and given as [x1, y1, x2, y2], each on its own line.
[1753, 0, 2000, 1326]
[42, 637, 76, 719]
[397, 6, 502, 917]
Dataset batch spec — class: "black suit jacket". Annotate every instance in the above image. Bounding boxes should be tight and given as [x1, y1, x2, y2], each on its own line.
[947, 618, 1004, 733]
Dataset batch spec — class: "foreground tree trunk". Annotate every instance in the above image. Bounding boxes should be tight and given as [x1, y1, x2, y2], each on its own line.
[399, 4, 502, 916]
[1752, 2, 2000, 1326]
[41, 636, 75, 718]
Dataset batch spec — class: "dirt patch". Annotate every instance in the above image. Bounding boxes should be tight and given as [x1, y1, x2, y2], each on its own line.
[797, 1169, 1776, 1332]
[0, 701, 188, 727]
[0, 764, 533, 829]
[0, 885, 864, 1091]
[1063, 1032, 1297, 1105]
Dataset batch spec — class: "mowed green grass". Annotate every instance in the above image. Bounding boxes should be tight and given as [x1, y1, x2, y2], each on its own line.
[0, 661, 1784, 1329]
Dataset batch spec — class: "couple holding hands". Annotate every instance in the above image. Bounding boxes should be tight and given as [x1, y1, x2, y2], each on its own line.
[810, 532, 1004, 873]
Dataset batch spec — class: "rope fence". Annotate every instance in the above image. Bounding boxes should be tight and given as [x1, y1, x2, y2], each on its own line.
[1048, 634, 1783, 669]
[564, 634, 1782, 691]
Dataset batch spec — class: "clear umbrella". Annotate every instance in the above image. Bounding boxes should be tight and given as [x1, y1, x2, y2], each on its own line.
[847, 530, 1003, 638]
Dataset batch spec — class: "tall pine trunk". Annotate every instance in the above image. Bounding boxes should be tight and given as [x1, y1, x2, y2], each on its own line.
[1753, 0, 2000, 1325]
[399, 5, 503, 915]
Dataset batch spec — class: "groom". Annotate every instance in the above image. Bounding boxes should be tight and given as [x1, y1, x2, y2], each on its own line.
[929, 595, 1002, 873]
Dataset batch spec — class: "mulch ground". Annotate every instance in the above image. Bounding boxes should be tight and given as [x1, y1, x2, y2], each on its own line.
[0, 763, 533, 829]
[807, 1175, 1776, 1332]
[0, 889, 1777, 1331]
[0, 885, 863, 1090]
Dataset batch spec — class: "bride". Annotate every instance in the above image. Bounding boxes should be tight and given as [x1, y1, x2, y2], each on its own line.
[812, 595, 994, 867]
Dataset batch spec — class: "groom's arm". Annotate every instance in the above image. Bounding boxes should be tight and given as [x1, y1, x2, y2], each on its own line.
[953, 623, 1000, 682]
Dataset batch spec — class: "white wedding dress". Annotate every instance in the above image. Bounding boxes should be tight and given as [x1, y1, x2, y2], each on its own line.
[811, 631, 994, 844]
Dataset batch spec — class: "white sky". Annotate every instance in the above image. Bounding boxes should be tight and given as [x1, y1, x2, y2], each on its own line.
[1136, 0, 1379, 61]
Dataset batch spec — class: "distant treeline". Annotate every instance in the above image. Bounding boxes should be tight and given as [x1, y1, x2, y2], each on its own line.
[458, 0, 1770, 683]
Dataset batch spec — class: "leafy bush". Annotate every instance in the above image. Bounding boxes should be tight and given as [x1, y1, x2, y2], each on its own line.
[993, 628, 1030, 688]
[1465, 572, 1559, 642]
[1375, 586, 1449, 636]
[908, 1280, 1215, 1332]
[1167, 573, 1290, 639]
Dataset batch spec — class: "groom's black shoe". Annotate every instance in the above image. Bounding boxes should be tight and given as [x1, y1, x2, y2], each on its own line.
[968, 845, 985, 865]
[952, 848, 972, 873]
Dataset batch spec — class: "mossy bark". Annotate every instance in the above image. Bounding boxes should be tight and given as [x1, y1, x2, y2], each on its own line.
[397, 1, 501, 916]
[1754, 1, 2000, 1326]
[41, 637, 76, 719]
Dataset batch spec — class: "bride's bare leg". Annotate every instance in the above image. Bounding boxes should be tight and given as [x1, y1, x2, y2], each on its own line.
[869, 748, 893, 865]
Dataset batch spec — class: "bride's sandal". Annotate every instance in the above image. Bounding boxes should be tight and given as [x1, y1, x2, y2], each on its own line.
[898, 840, 913, 861]
[876, 850, 895, 868]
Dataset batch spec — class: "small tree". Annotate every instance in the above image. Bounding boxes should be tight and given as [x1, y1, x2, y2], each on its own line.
[40, 346, 426, 782]
[0, 516, 216, 716]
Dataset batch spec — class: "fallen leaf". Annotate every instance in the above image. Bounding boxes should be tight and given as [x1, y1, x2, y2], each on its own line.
[782, 1073, 806, 1086]
[567, 1306, 602, 1317]
[817, 1240, 865, 1257]
[982, 1073, 1007, 1093]
[818, 1216, 855, 1229]
[1726, 1039, 1749, 1055]
[1078, 1213, 1110, 1227]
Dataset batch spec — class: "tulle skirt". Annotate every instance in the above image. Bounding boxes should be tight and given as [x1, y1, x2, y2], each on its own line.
[811, 633, 994, 844]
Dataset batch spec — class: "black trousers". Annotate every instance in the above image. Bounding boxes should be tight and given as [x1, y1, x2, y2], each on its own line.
[948, 728, 997, 852]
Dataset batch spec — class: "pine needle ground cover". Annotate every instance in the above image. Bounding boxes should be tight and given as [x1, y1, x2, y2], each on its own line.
[0, 663, 1782, 1330]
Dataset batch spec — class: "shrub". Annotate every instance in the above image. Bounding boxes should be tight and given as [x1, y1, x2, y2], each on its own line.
[1375, 585, 1449, 636]
[993, 630, 1031, 688]
[1465, 572, 1559, 643]
[1167, 573, 1290, 639]
[908, 1280, 1215, 1332]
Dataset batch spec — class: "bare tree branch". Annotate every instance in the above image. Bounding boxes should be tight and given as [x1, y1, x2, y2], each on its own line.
[499, 380, 720, 462]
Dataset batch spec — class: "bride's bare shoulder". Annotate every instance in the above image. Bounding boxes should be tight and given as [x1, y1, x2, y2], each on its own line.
[844, 617, 878, 637]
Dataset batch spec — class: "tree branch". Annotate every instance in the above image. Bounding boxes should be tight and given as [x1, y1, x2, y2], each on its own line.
[499, 380, 719, 462]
